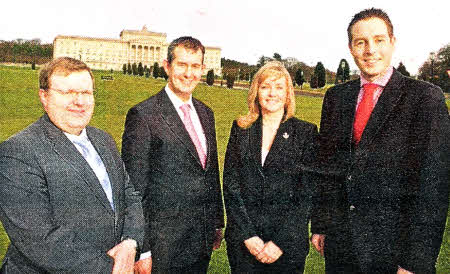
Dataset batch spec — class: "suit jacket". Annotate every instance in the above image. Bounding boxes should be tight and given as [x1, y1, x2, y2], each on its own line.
[0, 114, 144, 273]
[311, 70, 449, 273]
[121, 89, 224, 270]
[223, 117, 318, 265]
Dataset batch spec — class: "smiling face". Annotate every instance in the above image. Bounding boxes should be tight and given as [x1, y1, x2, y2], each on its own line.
[258, 76, 288, 116]
[164, 46, 204, 102]
[39, 70, 94, 135]
[349, 17, 395, 82]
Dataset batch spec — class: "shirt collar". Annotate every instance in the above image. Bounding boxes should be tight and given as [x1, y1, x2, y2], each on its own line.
[165, 84, 194, 110]
[64, 128, 89, 143]
[360, 66, 394, 88]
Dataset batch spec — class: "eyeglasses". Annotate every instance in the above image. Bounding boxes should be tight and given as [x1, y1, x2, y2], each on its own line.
[47, 88, 94, 98]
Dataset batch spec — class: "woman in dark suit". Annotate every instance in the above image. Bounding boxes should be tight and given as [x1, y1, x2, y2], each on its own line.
[223, 61, 318, 273]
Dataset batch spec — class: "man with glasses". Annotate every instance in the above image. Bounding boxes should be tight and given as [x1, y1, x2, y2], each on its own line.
[0, 57, 144, 273]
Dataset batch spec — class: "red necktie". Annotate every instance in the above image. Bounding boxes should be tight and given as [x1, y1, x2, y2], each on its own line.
[353, 83, 378, 144]
[180, 104, 207, 168]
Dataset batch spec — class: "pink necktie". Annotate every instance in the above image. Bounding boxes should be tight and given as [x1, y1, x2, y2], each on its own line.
[180, 104, 207, 168]
[353, 83, 378, 144]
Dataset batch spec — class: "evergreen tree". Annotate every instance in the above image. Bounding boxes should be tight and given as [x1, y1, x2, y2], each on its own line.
[226, 74, 235, 89]
[335, 59, 350, 84]
[144, 65, 150, 78]
[397, 62, 411, 77]
[206, 69, 215, 86]
[310, 74, 318, 89]
[123, 64, 127, 74]
[294, 68, 305, 89]
[335, 66, 343, 84]
[314, 62, 326, 88]
[138, 62, 144, 76]
[127, 63, 132, 75]
[273, 53, 282, 61]
[132, 63, 138, 75]
[153, 62, 160, 78]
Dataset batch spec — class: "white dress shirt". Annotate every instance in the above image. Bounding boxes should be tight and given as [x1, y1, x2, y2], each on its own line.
[165, 84, 207, 155]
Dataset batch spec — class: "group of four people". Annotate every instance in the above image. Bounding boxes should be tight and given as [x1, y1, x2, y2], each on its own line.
[0, 7, 448, 274]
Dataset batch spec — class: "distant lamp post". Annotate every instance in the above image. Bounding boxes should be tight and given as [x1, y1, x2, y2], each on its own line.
[430, 52, 435, 83]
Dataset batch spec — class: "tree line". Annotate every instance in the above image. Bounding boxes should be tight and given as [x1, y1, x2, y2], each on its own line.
[122, 62, 168, 80]
[417, 43, 449, 93]
[0, 39, 53, 64]
[221, 53, 351, 89]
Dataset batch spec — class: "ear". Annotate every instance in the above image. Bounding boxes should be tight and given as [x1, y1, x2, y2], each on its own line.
[390, 36, 396, 47]
[39, 89, 49, 112]
[163, 59, 170, 75]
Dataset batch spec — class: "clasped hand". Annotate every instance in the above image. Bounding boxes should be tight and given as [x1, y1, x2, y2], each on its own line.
[107, 239, 137, 274]
[244, 236, 283, 264]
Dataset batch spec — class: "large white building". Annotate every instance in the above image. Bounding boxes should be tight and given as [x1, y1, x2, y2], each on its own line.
[53, 26, 222, 75]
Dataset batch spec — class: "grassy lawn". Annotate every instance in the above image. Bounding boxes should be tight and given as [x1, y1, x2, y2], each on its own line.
[0, 66, 449, 273]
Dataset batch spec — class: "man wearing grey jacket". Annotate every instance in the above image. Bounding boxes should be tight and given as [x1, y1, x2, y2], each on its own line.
[0, 57, 144, 273]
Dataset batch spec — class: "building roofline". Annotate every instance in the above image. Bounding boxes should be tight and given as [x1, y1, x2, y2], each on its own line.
[54, 35, 123, 43]
[120, 30, 167, 37]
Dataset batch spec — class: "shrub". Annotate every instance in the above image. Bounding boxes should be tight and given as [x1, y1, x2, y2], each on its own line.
[206, 69, 215, 86]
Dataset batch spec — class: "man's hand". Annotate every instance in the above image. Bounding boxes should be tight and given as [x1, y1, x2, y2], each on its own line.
[255, 241, 283, 264]
[311, 234, 325, 256]
[134, 257, 152, 274]
[397, 266, 414, 274]
[213, 229, 224, 250]
[244, 236, 265, 257]
[107, 239, 137, 274]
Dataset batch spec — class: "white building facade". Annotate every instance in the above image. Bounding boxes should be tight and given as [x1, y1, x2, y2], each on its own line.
[53, 26, 222, 75]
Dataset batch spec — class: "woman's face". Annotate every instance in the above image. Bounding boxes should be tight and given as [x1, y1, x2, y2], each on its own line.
[258, 76, 287, 115]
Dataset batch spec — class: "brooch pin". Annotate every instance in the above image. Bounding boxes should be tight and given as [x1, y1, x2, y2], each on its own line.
[283, 132, 289, 139]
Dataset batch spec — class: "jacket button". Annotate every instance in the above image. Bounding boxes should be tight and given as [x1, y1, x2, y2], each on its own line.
[349, 205, 355, 211]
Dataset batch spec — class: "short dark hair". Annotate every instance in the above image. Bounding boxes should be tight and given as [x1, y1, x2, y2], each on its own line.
[39, 57, 94, 90]
[347, 8, 394, 44]
[167, 36, 205, 64]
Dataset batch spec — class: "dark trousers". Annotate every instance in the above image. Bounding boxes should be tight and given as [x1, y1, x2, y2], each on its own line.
[153, 256, 210, 274]
[324, 235, 397, 274]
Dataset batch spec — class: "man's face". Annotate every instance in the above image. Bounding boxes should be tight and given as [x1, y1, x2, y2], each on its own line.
[349, 17, 395, 82]
[163, 46, 204, 101]
[39, 70, 94, 135]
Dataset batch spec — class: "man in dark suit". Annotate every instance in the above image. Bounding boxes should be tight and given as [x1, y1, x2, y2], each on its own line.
[311, 8, 449, 274]
[122, 36, 224, 273]
[0, 57, 144, 273]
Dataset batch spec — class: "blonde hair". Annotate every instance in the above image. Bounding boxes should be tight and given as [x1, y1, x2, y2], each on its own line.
[237, 61, 295, 129]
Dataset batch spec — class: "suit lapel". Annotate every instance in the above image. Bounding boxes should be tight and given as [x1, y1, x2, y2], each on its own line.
[249, 117, 263, 168]
[264, 119, 291, 167]
[41, 115, 114, 215]
[158, 90, 202, 167]
[358, 71, 406, 147]
[343, 80, 361, 148]
[193, 99, 213, 170]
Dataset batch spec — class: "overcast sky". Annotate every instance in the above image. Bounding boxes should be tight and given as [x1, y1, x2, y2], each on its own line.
[1, 0, 448, 74]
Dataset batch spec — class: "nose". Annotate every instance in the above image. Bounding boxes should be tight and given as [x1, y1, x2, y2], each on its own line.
[365, 40, 376, 55]
[72, 93, 86, 105]
[268, 86, 277, 97]
[184, 65, 193, 78]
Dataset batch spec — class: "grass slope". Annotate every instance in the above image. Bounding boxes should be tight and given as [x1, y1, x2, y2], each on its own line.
[0, 66, 448, 273]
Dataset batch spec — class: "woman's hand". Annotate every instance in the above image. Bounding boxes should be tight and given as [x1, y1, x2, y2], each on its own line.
[256, 241, 283, 264]
[244, 236, 265, 257]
